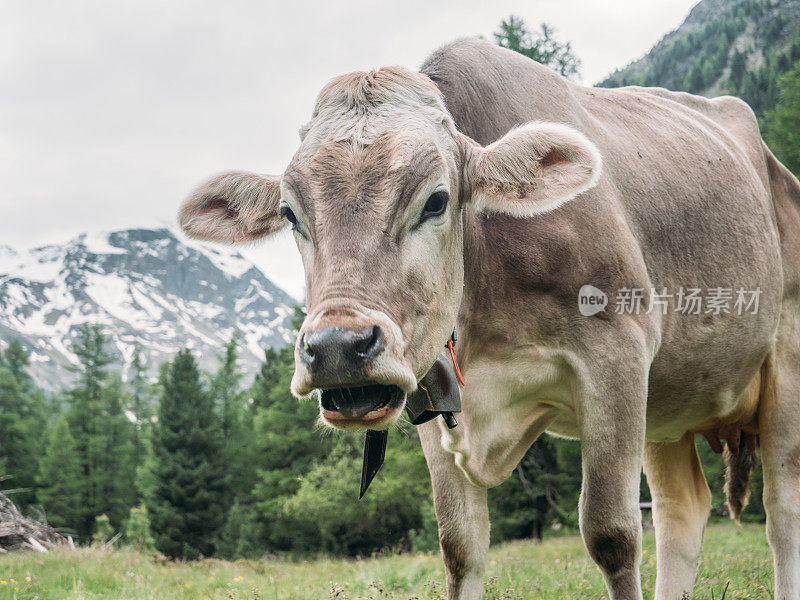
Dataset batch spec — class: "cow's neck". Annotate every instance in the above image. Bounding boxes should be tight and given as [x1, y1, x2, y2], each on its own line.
[455, 207, 499, 370]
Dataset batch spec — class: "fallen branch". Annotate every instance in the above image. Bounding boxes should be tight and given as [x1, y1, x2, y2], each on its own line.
[101, 532, 123, 550]
[0, 489, 66, 552]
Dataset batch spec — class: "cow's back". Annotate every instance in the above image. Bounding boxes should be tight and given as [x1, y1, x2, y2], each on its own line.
[422, 38, 792, 438]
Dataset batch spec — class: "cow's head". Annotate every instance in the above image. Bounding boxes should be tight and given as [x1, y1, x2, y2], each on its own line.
[179, 67, 601, 430]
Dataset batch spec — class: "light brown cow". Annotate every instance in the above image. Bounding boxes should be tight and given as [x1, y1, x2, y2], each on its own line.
[179, 38, 800, 600]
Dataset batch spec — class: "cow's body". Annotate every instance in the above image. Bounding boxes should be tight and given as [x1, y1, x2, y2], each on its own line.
[420, 39, 790, 481]
[416, 39, 800, 600]
[180, 38, 800, 600]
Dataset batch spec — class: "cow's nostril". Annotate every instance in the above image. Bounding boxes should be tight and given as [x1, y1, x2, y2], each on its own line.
[354, 325, 384, 360]
[300, 325, 386, 373]
[299, 332, 316, 367]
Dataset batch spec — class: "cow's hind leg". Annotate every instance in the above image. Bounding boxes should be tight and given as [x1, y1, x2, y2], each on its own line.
[418, 420, 489, 600]
[760, 345, 800, 600]
[643, 433, 711, 600]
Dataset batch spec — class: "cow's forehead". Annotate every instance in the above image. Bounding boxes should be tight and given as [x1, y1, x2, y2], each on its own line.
[284, 126, 452, 221]
[282, 67, 459, 223]
[284, 130, 455, 230]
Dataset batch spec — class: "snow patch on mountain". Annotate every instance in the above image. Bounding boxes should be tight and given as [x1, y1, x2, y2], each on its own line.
[0, 227, 297, 390]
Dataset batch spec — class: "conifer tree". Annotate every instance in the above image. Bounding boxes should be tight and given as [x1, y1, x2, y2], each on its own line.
[210, 336, 249, 505]
[2, 341, 33, 390]
[211, 335, 244, 440]
[147, 349, 225, 559]
[92, 514, 114, 544]
[764, 59, 800, 177]
[37, 416, 83, 531]
[98, 375, 137, 526]
[0, 342, 45, 507]
[494, 16, 581, 79]
[0, 369, 33, 497]
[66, 324, 114, 538]
[250, 342, 333, 550]
[124, 505, 155, 552]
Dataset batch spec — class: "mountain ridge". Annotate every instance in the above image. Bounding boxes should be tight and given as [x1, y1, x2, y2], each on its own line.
[0, 227, 297, 390]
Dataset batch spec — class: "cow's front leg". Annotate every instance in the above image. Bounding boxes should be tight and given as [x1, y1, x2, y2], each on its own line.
[579, 364, 647, 600]
[418, 420, 489, 600]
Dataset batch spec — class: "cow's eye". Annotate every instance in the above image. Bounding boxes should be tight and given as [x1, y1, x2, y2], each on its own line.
[280, 205, 297, 227]
[419, 191, 449, 223]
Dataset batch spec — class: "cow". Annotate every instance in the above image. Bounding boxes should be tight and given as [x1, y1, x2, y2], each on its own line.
[178, 38, 800, 600]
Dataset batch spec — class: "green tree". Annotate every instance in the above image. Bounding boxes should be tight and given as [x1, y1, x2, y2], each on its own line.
[730, 49, 747, 89]
[210, 336, 249, 504]
[92, 513, 114, 544]
[124, 505, 156, 552]
[494, 16, 581, 79]
[2, 341, 33, 389]
[0, 369, 37, 504]
[211, 335, 244, 440]
[37, 416, 83, 531]
[0, 342, 46, 506]
[98, 375, 137, 526]
[281, 430, 434, 556]
[764, 59, 800, 177]
[490, 437, 582, 542]
[216, 501, 263, 559]
[63, 326, 137, 537]
[686, 63, 706, 93]
[147, 349, 225, 559]
[701, 59, 717, 90]
[249, 342, 334, 550]
[66, 324, 113, 538]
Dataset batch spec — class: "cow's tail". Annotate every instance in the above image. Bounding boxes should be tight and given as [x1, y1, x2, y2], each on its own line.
[723, 439, 758, 523]
[724, 354, 774, 522]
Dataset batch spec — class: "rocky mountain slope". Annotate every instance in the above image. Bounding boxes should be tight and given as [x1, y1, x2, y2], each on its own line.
[0, 228, 297, 390]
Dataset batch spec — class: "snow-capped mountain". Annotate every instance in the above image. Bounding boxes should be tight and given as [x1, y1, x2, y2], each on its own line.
[0, 228, 298, 390]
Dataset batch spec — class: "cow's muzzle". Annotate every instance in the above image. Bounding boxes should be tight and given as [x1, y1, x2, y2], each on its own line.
[291, 304, 416, 429]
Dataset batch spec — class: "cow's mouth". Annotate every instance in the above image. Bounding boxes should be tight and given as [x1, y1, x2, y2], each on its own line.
[319, 384, 405, 429]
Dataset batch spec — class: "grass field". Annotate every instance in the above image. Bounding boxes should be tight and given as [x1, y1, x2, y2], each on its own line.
[0, 522, 772, 599]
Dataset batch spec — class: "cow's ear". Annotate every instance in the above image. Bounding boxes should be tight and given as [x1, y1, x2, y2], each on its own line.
[178, 171, 287, 243]
[462, 122, 602, 217]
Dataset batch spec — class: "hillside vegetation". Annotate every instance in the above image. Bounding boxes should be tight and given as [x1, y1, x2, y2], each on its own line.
[601, 0, 800, 118]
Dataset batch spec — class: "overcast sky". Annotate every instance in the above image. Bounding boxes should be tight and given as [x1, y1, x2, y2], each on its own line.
[1, 0, 699, 299]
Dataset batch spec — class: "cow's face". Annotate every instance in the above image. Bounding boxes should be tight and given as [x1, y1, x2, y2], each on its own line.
[179, 67, 601, 430]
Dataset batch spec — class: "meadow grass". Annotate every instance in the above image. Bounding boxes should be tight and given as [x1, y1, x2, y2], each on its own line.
[0, 522, 772, 599]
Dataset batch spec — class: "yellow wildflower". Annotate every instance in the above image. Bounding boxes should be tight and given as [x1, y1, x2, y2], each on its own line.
[25, 577, 31, 582]
[1, 581, 7, 585]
